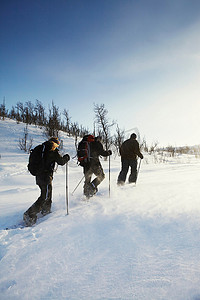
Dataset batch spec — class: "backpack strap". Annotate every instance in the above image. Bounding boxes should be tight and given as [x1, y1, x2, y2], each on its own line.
[41, 143, 46, 158]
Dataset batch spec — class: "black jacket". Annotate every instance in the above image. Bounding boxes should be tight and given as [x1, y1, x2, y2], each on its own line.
[39, 141, 68, 178]
[120, 138, 143, 160]
[90, 140, 110, 162]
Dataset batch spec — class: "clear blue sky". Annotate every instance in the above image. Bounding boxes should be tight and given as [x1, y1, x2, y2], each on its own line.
[1, 0, 200, 146]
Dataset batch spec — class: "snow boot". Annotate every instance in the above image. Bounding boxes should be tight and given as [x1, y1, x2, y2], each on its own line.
[23, 212, 37, 226]
[117, 180, 125, 186]
[41, 208, 51, 216]
[84, 182, 98, 198]
[41, 201, 52, 216]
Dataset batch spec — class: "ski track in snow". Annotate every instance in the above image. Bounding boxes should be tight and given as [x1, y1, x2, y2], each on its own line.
[1, 119, 200, 299]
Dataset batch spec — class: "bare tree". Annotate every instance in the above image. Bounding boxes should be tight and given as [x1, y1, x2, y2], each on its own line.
[45, 101, 60, 138]
[140, 136, 148, 152]
[24, 101, 34, 125]
[34, 100, 46, 126]
[18, 124, 33, 153]
[94, 103, 115, 150]
[113, 124, 125, 154]
[0, 98, 7, 120]
[16, 102, 24, 123]
[149, 141, 159, 154]
[63, 109, 71, 135]
[9, 105, 17, 119]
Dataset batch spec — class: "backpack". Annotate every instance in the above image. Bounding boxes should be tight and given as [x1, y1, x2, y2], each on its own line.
[27, 143, 46, 176]
[77, 135, 95, 166]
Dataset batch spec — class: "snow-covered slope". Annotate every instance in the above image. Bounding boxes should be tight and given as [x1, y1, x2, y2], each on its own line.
[1, 119, 200, 300]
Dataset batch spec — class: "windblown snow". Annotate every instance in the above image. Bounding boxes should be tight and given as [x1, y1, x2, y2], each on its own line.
[1, 119, 200, 300]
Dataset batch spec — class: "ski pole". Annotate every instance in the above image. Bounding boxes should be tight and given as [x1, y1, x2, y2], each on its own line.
[71, 175, 85, 195]
[66, 162, 69, 215]
[109, 155, 111, 197]
[135, 158, 142, 185]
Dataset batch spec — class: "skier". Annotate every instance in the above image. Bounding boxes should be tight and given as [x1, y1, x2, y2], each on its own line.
[81, 136, 112, 198]
[117, 133, 143, 185]
[23, 137, 70, 226]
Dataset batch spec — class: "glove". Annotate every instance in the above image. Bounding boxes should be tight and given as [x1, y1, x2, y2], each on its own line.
[63, 154, 70, 163]
[108, 150, 112, 155]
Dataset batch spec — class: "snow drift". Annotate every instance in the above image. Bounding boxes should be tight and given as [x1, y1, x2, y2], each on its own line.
[1, 119, 200, 300]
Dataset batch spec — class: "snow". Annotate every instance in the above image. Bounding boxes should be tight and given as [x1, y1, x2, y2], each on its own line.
[1, 118, 200, 300]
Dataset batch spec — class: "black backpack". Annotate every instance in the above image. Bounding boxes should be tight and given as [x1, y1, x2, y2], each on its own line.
[27, 143, 46, 176]
[77, 135, 95, 166]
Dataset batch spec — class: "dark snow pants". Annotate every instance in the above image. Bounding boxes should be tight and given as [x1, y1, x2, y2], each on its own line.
[24, 175, 53, 219]
[117, 159, 137, 184]
[83, 160, 105, 195]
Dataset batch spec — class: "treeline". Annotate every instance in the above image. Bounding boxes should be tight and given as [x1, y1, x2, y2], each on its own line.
[0, 99, 91, 138]
[0, 99, 127, 154]
[2, 99, 198, 159]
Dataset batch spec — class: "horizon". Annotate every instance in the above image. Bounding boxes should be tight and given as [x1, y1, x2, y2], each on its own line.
[1, 114, 199, 149]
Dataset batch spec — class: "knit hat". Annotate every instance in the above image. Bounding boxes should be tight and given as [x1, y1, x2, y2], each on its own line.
[49, 137, 60, 145]
[130, 133, 137, 139]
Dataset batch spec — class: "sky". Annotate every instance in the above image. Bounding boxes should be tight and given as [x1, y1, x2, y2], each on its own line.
[1, 0, 200, 147]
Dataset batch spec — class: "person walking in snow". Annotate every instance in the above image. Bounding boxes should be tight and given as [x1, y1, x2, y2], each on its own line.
[117, 133, 143, 185]
[23, 137, 70, 226]
[79, 136, 112, 198]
